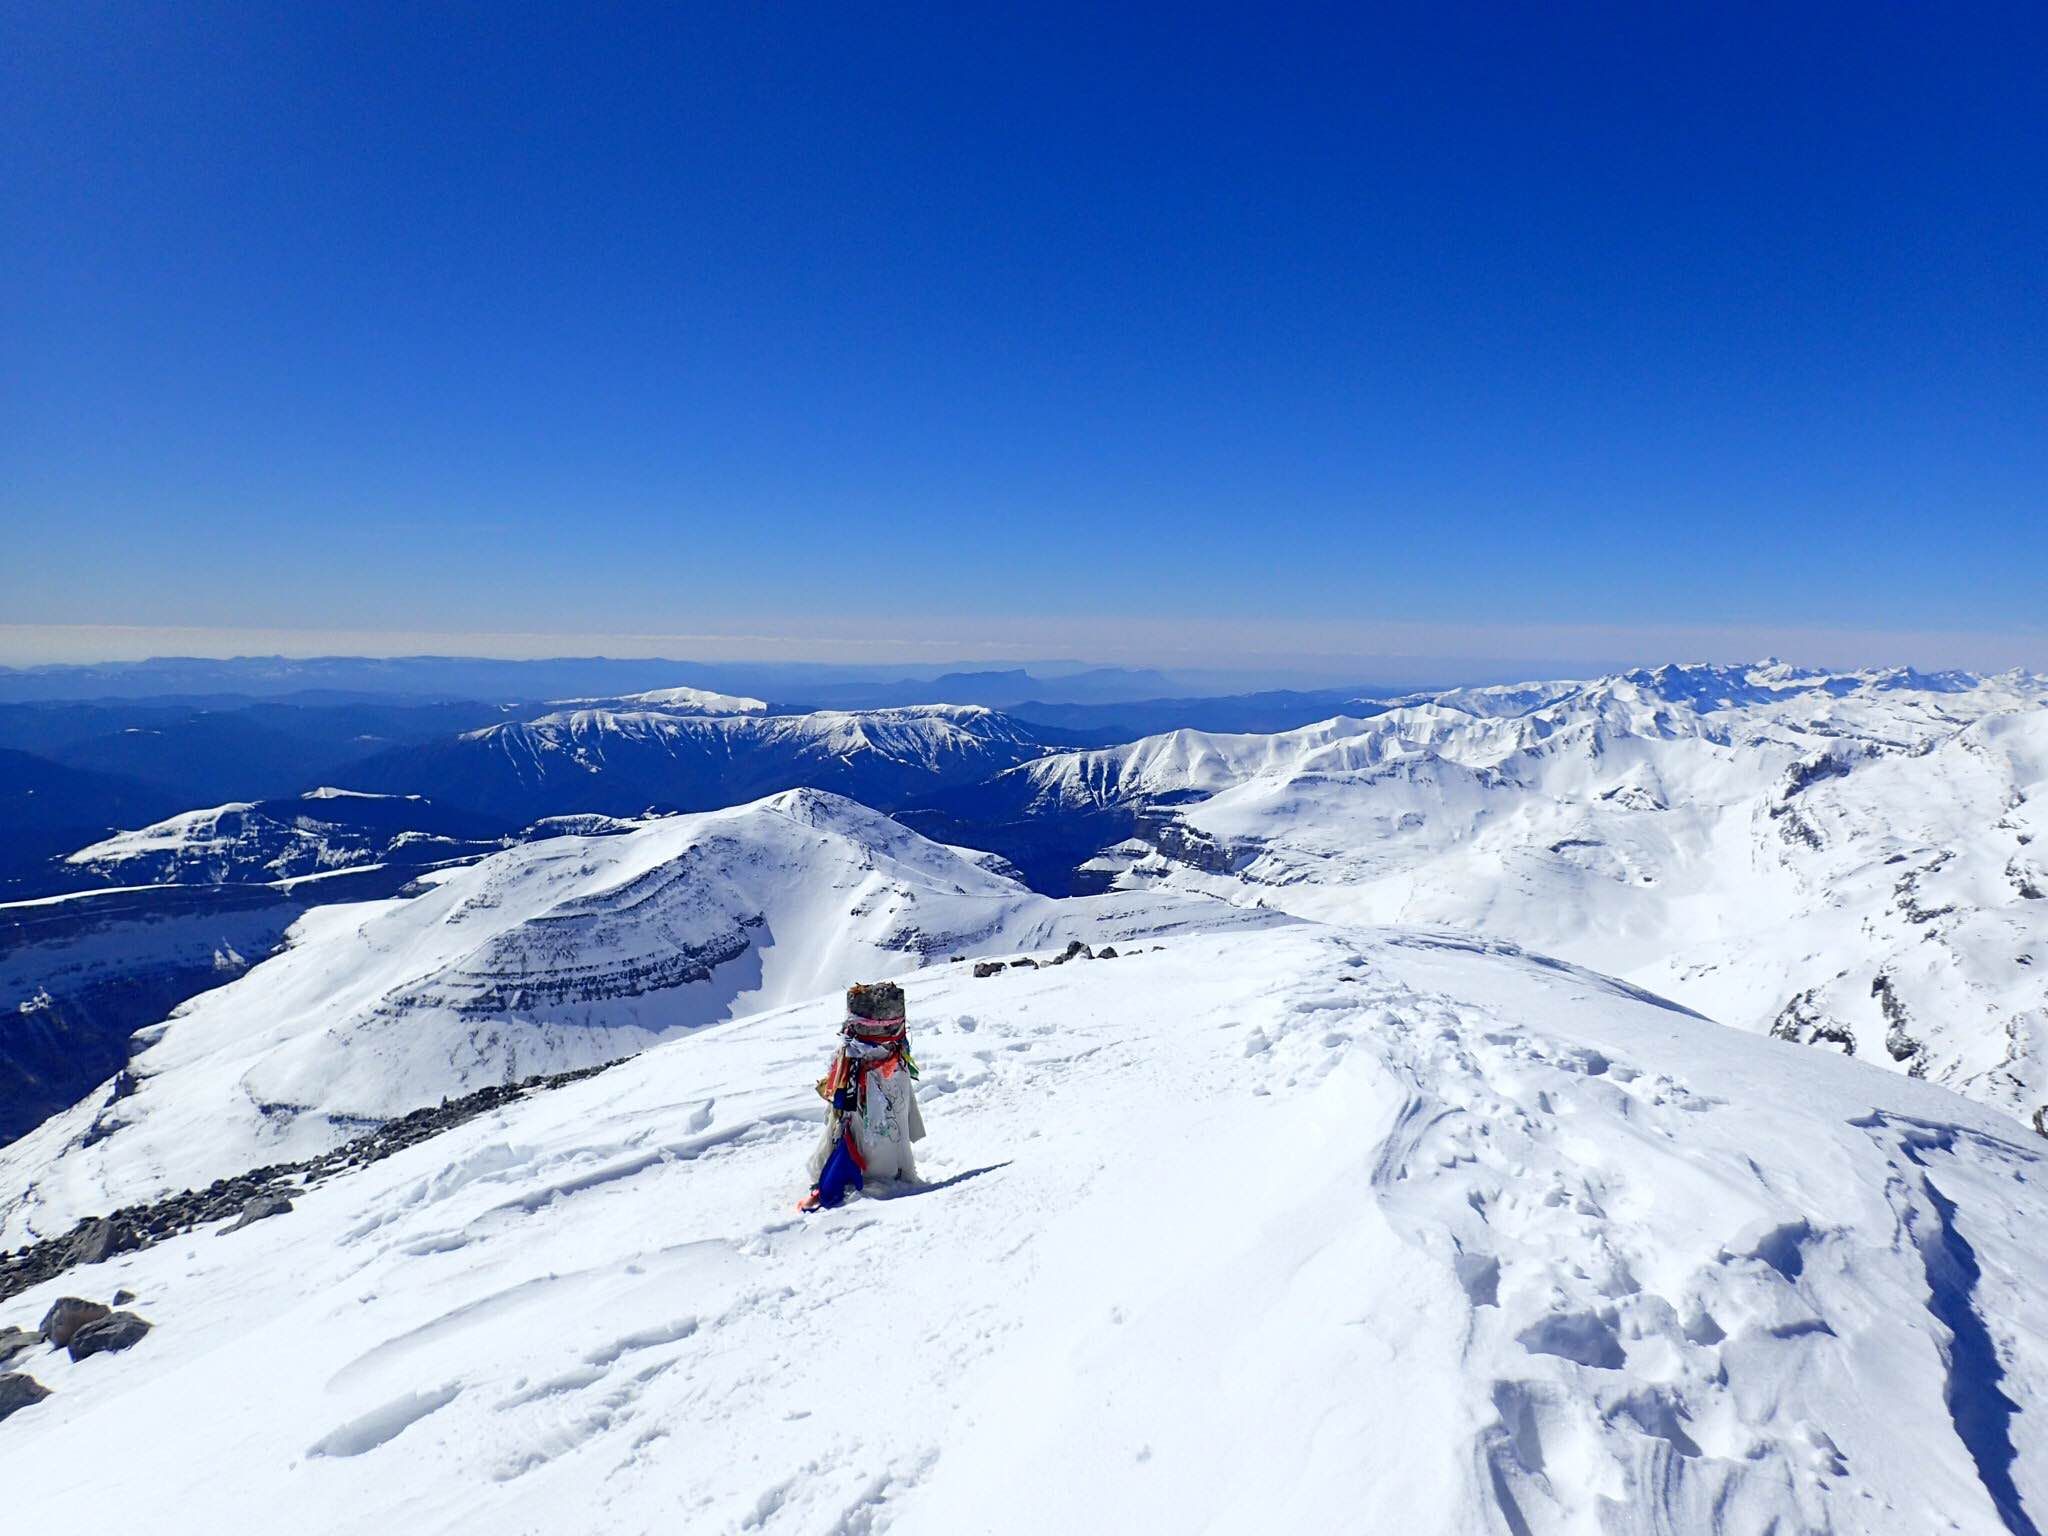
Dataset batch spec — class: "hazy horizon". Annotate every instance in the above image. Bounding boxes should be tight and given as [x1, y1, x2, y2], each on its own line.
[3, 619, 2045, 687]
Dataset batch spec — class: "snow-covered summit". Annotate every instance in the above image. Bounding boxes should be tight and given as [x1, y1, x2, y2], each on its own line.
[1, 789, 1277, 1240]
[546, 683, 769, 715]
[3, 922, 2043, 1534]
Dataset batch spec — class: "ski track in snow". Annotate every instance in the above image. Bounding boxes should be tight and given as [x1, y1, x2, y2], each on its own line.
[3, 925, 2044, 1534]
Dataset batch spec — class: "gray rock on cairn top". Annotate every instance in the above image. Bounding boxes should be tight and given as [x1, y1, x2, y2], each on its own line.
[846, 981, 906, 1022]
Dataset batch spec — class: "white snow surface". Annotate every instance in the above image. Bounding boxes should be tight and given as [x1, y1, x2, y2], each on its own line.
[3, 923, 2044, 1535]
[0, 790, 1277, 1243]
[1040, 662, 2048, 1122]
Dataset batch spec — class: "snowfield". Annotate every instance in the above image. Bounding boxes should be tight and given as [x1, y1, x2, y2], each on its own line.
[0, 790, 1279, 1243]
[2, 924, 2043, 1534]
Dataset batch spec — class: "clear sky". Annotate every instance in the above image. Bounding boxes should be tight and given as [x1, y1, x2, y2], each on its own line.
[2, 4, 2042, 673]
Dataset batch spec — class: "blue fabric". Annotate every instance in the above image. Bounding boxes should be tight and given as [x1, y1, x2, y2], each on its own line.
[811, 1131, 865, 1210]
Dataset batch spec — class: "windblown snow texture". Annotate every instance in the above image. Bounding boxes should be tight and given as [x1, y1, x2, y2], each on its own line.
[1, 927, 2042, 1534]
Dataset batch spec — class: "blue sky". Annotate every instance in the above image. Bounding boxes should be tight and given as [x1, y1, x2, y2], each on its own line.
[2, 4, 2042, 673]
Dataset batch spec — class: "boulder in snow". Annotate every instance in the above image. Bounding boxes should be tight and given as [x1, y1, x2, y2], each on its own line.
[219, 1194, 294, 1235]
[0, 1326, 35, 1367]
[67, 1311, 150, 1362]
[38, 1297, 108, 1348]
[0, 1372, 50, 1423]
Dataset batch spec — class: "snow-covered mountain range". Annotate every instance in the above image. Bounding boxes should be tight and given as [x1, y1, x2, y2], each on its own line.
[345, 700, 1057, 823]
[0, 790, 1275, 1242]
[4, 921, 2043, 1534]
[979, 662, 2048, 1125]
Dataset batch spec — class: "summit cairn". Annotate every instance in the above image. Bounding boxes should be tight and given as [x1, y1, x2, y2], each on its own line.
[798, 981, 926, 1211]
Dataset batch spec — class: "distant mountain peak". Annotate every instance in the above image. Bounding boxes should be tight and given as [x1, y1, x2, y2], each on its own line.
[548, 684, 769, 715]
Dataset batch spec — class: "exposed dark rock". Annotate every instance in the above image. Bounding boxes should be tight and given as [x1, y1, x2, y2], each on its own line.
[1892, 855, 1959, 925]
[62, 1216, 141, 1268]
[1597, 783, 1668, 812]
[972, 961, 1004, 978]
[1096, 946, 1118, 959]
[1770, 989, 1857, 1055]
[2034, 1106, 2046, 1140]
[1873, 974, 1926, 1075]
[0, 1326, 35, 1366]
[219, 1194, 294, 1235]
[111, 1289, 135, 1306]
[0, 1372, 50, 1423]
[1048, 940, 1093, 966]
[1769, 804, 1824, 850]
[38, 1296, 109, 1348]
[1009, 958, 1039, 970]
[1780, 751, 1856, 801]
[67, 1311, 150, 1361]
[1143, 815, 1246, 876]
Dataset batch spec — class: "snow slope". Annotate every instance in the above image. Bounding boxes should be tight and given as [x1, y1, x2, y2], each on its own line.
[1, 923, 2042, 1535]
[1025, 663, 2048, 1123]
[0, 790, 1277, 1242]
